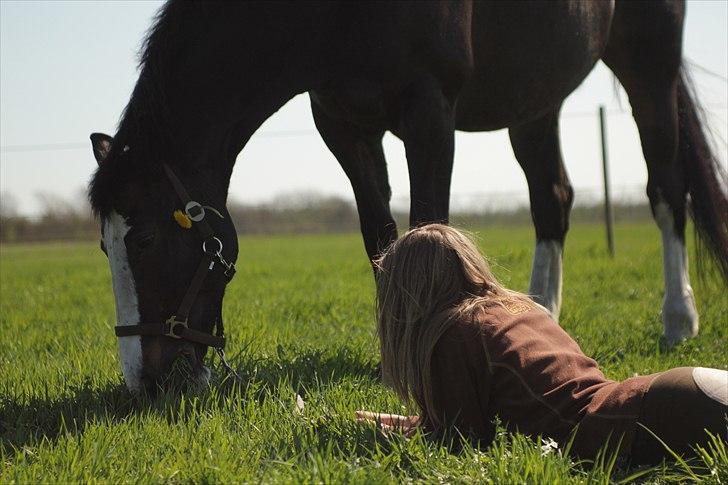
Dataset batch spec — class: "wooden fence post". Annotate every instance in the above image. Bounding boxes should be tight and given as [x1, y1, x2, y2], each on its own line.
[599, 105, 615, 257]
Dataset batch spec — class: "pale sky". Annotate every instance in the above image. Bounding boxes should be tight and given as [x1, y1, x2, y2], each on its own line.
[1, 0, 726, 216]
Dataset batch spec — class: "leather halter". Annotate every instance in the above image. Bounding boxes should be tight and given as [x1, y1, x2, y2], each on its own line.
[114, 164, 236, 354]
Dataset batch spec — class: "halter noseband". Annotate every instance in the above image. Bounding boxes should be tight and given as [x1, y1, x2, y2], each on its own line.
[114, 164, 237, 365]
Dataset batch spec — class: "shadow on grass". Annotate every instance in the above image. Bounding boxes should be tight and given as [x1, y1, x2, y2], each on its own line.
[215, 342, 379, 393]
[0, 380, 134, 454]
[0, 344, 379, 453]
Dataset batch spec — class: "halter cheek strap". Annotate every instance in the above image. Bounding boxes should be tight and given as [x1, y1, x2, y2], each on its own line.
[114, 164, 236, 352]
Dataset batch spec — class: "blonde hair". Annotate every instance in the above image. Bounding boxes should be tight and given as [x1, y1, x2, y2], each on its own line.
[375, 224, 534, 427]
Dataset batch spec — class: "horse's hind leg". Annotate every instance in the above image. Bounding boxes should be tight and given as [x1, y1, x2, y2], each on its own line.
[508, 108, 574, 319]
[311, 100, 397, 262]
[603, 1, 697, 343]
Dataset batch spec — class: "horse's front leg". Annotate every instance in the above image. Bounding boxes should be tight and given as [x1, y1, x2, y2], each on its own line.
[397, 77, 457, 227]
[508, 107, 574, 320]
[311, 98, 397, 263]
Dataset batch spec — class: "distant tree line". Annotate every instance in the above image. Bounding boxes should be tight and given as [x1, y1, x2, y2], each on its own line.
[0, 190, 653, 244]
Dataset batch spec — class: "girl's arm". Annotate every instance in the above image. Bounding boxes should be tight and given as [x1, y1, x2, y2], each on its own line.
[355, 411, 420, 437]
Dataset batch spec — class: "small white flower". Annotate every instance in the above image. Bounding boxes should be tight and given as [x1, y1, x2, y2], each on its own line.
[540, 437, 559, 456]
[294, 394, 305, 414]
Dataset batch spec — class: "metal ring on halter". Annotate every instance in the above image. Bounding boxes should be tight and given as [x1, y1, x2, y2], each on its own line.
[202, 236, 223, 255]
[185, 201, 206, 222]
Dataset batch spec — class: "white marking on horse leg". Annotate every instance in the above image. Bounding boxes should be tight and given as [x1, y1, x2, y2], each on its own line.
[654, 201, 698, 343]
[529, 240, 563, 320]
[103, 212, 143, 392]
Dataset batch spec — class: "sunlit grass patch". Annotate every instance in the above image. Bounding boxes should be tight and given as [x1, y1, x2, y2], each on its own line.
[1, 224, 726, 482]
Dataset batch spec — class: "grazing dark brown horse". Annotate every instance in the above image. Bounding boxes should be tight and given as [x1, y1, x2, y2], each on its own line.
[90, 1, 727, 393]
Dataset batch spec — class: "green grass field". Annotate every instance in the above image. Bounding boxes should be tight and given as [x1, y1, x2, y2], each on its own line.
[1, 223, 726, 483]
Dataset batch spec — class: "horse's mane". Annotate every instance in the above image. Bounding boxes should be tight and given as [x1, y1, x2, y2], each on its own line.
[89, 0, 212, 216]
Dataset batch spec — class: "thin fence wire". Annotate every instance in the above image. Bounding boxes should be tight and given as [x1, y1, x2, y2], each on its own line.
[390, 184, 648, 213]
[0, 105, 724, 219]
[1, 106, 727, 154]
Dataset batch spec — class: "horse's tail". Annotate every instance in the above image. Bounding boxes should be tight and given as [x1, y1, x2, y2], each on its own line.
[677, 66, 728, 282]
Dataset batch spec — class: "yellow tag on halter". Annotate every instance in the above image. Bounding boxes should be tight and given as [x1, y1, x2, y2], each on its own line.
[173, 210, 193, 229]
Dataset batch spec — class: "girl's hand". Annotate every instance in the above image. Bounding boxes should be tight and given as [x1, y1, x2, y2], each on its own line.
[355, 410, 421, 437]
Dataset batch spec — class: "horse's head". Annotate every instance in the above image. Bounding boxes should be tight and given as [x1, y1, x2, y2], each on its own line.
[89, 133, 238, 394]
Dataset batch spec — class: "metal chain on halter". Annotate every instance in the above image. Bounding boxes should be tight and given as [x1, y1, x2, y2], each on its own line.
[215, 347, 241, 380]
[211, 306, 241, 381]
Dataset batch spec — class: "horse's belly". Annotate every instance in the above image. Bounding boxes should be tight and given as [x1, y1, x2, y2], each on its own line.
[455, 0, 614, 131]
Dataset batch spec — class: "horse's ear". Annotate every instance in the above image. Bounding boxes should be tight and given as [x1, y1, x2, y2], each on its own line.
[90, 132, 113, 164]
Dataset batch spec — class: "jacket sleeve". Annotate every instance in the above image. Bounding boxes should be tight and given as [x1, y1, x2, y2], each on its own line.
[427, 322, 495, 445]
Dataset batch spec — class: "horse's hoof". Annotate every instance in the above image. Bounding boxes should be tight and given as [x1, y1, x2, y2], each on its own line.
[661, 289, 699, 345]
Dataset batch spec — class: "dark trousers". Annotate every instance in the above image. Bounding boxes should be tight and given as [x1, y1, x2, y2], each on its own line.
[630, 367, 727, 465]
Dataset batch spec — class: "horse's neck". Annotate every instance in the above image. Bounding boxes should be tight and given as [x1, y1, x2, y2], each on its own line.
[165, 78, 303, 193]
[125, 3, 331, 197]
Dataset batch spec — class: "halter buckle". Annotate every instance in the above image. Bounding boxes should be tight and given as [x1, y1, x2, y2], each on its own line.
[165, 316, 188, 339]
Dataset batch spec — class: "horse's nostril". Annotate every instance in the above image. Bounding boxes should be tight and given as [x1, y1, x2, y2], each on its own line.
[177, 342, 199, 362]
[178, 348, 194, 361]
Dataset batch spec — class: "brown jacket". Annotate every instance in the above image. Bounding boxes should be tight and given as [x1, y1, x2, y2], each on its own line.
[428, 300, 657, 458]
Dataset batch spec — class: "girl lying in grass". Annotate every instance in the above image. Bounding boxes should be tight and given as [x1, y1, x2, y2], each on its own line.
[357, 224, 727, 465]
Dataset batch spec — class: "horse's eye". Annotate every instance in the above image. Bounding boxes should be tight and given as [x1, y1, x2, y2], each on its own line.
[135, 232, 156, 250]
[125, 229, 156, 257]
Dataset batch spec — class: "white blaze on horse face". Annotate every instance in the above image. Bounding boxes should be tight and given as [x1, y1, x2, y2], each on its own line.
[654, 201, 698, 343]
[102, 212, 144, 392]
[529, 240, 563, 321]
